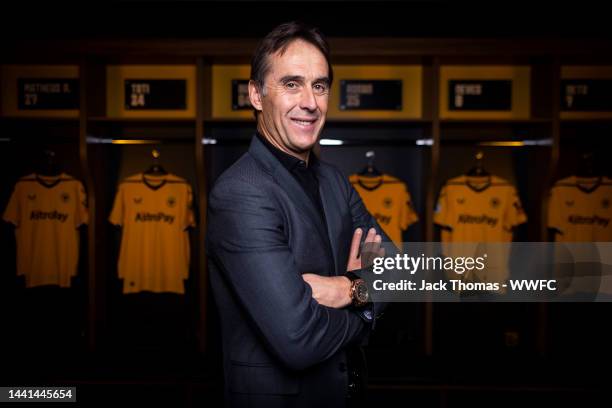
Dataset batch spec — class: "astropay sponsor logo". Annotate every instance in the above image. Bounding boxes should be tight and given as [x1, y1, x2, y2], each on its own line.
[457, 214, 498, 227]
[30, 210, 68, 222]
[135, 212, 175, 224]
[567, 215, 609, 228]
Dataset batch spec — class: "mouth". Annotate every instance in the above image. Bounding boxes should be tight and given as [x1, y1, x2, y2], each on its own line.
[290, 117, 318, 129]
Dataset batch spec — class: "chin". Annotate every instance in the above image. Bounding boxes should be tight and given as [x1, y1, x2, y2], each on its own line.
[289, 134, 319, 151]
[295, 138, 319, 152]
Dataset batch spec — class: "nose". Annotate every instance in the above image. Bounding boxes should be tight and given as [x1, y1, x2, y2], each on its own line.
[299, 86, 317, 112]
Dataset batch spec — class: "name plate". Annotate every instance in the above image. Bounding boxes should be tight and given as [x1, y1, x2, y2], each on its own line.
[18, 78, 79, 110]
[124, 79, 186, 110]
[449, 80, 512, 111]
[339, 80, 402, 110]
[562, 79, 612, 111]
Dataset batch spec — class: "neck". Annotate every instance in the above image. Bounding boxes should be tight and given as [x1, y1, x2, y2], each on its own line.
[257, 124, 310, 164]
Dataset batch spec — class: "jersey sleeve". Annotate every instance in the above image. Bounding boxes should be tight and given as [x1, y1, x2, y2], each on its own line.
[400, 185, 419, 230]
[109, 184, 124, 226]
[503, 186, 527, 230]
[75, 181, 89, 227]
[434, 184, 453, 229]
[183, 184, 196, 229]
[547, 186, 564, 233]
[2, 184, 21, 226]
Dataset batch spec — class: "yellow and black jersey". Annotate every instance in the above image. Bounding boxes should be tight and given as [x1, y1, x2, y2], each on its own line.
[548, 176, 612, 242]
[349, 173, 419, 247]
[109, 172, 195, 294]
[434, 174, 526, 287]
[2, 173, 88, 288]
[434, 174, 527, 242]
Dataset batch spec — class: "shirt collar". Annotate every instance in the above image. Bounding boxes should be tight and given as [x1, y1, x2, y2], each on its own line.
[256, 131, 317, 172]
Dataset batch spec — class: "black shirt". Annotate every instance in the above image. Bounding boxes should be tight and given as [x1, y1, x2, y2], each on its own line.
[256, 132, 328, 226]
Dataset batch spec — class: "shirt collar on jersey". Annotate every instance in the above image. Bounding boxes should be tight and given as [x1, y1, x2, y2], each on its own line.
[465, 174, 492, 193]
[575, 175, 603, 194]
[35, 173, 64, 189]
[142, 173, 168, 191]
[356, 174, 384, 191]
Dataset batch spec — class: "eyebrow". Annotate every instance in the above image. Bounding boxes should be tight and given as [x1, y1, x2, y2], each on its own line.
[279, 75, 304, 84]
[279, 75, 330, 85]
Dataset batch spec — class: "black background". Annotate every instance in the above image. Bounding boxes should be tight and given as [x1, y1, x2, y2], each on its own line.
[2, 1, 612, 40]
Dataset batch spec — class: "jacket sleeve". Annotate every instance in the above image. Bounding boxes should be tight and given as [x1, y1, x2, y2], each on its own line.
[207, 177, 368, 371]
[346, 179, 400, 323]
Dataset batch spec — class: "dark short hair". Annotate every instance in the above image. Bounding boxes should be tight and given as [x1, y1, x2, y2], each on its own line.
[250, 21, 333, 91]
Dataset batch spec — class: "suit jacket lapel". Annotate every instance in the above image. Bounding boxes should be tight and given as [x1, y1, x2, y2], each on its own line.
[249, 136, 331, 258]
[316, 167, 341, 276]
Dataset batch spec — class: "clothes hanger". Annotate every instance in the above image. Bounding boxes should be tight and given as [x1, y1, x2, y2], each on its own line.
[466, 150, 490, 177]
[358, 150, 381, 177]
[576, 151, 597, 178]
[144, 148, 168, 176]
[575, 151, 603, 192]
[37, 149, 62, 177]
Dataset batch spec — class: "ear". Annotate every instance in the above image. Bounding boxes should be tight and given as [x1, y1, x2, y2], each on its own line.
[248, 80, 263, 112]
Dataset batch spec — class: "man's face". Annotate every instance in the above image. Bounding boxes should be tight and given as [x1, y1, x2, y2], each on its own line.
[250, 39, 330, 157]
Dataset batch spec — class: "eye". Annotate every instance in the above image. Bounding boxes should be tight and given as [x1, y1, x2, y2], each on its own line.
[285, 81, 298, 89]
[313, 83, 329, 94]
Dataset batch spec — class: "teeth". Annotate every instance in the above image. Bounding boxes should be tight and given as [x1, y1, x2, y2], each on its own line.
[293, 119, 314, 125]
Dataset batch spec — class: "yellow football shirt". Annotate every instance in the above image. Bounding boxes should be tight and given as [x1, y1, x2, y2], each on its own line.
[434, 175, 527, 287]
[349, 173, 419, 247]
[109, 172, 195, 294]
[548, 176, 612, 242]
[2, 173, 88, 288]
[434, 175, 527, 242]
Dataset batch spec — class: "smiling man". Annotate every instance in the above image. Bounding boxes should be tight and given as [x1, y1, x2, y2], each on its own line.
[206, 21, 392, 407]
[250, 35, 329, 160]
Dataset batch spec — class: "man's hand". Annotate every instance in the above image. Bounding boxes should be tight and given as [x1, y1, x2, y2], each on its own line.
[302, 227, 385, 308]
[302, 274, 352, 308]
[346, 227, 385, 271]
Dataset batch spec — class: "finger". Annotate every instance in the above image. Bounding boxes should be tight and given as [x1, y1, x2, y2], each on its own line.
[348, 228, 363, 261]
[364, 227, 377, 243]
[374, 233, 382, 247]
[367, 233, 383, 252]
[378, 247, 386, 258]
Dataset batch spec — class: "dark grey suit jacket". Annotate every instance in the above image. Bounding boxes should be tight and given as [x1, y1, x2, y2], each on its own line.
[206, 135, 392, 407]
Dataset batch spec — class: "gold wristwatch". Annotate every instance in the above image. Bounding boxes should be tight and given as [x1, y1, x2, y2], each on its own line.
[346, 272, 369, 307]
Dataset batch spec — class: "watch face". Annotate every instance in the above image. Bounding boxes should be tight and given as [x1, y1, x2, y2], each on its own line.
[356, 283, 369, 302]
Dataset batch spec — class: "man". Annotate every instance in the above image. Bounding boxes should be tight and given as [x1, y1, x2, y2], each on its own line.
[206, 21, 394, 407]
